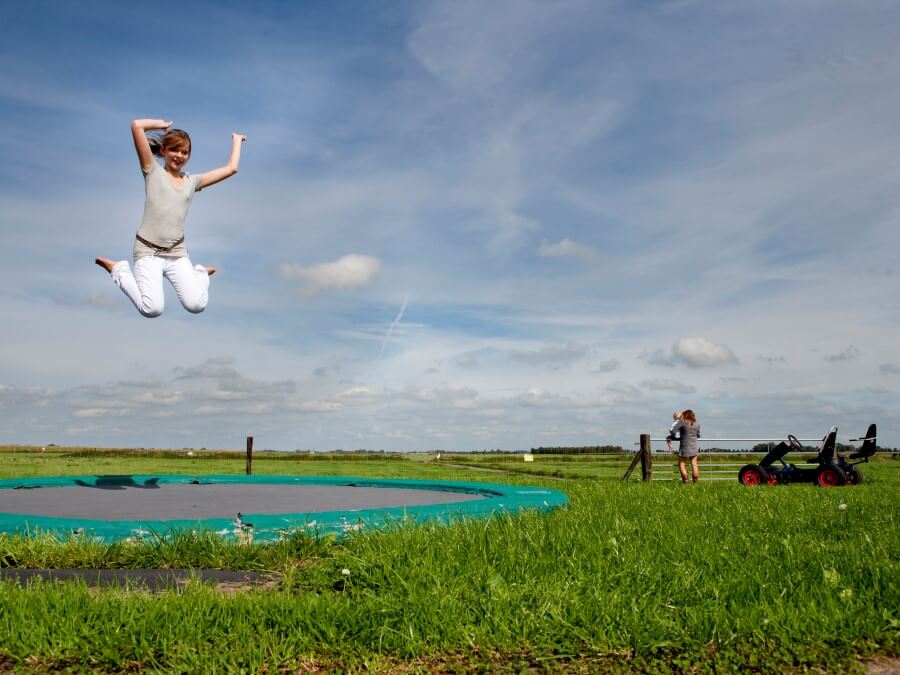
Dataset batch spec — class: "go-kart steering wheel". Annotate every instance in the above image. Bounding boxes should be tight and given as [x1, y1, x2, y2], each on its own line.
[787, 434, 803, 450]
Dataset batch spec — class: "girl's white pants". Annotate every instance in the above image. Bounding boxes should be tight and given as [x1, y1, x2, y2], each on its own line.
[111, 256, 210, 317]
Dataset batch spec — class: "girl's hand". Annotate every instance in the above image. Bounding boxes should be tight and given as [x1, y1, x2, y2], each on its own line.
[133, 119, 172, 131]
[197, 133, 246, 190]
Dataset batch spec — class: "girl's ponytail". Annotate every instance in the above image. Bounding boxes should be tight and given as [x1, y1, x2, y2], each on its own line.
[147, 133, 165, 157]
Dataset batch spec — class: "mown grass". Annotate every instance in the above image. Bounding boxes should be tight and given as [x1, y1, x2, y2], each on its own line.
[0, 448, 897, 672]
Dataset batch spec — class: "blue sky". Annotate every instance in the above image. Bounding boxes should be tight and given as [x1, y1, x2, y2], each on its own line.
[1, 0, 899, 451]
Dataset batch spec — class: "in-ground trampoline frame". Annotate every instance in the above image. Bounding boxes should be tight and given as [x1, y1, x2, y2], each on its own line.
[0, 474, 568, 542]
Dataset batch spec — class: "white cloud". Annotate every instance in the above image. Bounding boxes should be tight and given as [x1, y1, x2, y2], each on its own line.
[73, 407, 130, 418]
[510, 342, 590, 366]
[455, 353, 479, 368]
[286, 400, 343, 413]
[538, 238, 595, 259]
[640, 338, 739, 369]
[279, 254, 381, 295]
[641, 378, 696, 394]
[603, 382, 642, 399]
[515, 387, 571, 407]
[336, 386, 377, 399]
[406, 385, 479, 408]
[591, 359, 621, 373]
[640, 348, 677, 368]
[667, 338, 739, 368]
[825, 346, 860, 363]
[134, 391, 184, 406]
[174, 357, 240, 381]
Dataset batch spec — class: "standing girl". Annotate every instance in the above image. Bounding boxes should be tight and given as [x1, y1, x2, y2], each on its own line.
[667, 409, 702, 483]
[96, 118, 246, 317]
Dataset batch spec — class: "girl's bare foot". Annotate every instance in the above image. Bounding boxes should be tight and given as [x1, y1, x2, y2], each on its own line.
[95, 257, 118, 274]
[204, 266, 217, 277]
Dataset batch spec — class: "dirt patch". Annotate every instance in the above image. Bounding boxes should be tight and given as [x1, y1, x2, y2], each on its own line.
[866, 656, 900, 674]
[0, 568, 279, 593]
[272, 650, 900, 674]
[276, 649, 638, 674]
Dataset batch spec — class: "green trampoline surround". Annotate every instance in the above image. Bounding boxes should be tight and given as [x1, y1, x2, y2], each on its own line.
[0, 474, 568, 542]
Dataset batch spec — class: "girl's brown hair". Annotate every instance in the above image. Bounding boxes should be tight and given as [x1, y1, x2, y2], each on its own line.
[681, 409, 697, 425]
[147, 129, 191, 157]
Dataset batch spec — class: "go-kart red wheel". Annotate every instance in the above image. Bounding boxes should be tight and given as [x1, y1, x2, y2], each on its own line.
[766, 472, 779, 486]
[816, 465, 847, 488]
[739, 464, 769, 486]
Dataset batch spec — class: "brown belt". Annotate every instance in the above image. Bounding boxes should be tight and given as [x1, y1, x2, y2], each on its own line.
[136, 234, 184, 253]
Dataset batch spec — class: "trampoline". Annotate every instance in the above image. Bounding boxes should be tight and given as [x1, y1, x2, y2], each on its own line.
[0, 474, 568, 542]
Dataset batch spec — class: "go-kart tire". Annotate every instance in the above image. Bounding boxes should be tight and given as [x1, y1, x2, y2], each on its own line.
[739, 464, 769, 486]
[816, 465, 847, 488]
[846, 466, 864, 485]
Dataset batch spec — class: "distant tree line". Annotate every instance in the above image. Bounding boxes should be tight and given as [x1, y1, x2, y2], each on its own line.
[531, 445, 626, 455]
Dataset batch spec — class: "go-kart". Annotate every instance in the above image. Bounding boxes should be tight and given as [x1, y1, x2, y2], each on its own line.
[738, 424, 876, 487]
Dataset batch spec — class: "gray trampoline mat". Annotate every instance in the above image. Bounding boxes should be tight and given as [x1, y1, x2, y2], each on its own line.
[0, 483, 486, 521]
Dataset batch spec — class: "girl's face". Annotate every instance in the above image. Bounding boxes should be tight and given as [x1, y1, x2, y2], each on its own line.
[162, 144, 190, 174]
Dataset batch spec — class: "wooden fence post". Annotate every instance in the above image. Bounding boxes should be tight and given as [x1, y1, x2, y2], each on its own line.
[639, 433, 652, 481]
[246, 436, 253, 475]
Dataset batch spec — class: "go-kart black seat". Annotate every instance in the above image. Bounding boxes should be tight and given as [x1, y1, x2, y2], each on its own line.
[849, 424, 877, 459]
[806, 427, 838, 464]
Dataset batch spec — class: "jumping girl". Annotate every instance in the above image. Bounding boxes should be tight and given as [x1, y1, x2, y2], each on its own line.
[95, 118, 246, 317]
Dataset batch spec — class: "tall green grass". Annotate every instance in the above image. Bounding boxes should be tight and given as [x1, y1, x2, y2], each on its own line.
[0, 450, 897, 672]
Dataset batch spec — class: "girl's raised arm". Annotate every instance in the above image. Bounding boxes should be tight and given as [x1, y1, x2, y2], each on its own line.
[131, 118, 172, 171]
[197, 133, 247, 190]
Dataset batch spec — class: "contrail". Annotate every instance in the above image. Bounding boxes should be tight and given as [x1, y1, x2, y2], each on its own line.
[379, 297, 408, 359]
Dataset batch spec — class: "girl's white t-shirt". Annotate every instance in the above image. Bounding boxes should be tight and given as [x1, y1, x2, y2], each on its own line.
[133, 160, 202, 260]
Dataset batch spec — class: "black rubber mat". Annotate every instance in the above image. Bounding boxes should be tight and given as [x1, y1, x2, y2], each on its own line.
[0, 483, 484, 520]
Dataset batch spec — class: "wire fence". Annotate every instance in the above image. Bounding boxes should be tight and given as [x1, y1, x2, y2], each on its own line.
[637, 437, 825, 482]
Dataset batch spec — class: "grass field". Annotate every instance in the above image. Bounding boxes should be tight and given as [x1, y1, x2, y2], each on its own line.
[0, 447, 897, 672]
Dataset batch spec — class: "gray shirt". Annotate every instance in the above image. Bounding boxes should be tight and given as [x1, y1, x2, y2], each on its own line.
[668, 420, 701, 457]
[133, 160, 202, 260]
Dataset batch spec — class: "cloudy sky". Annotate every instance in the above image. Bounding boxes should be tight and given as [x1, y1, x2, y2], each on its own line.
[1, 1, 899, 451]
